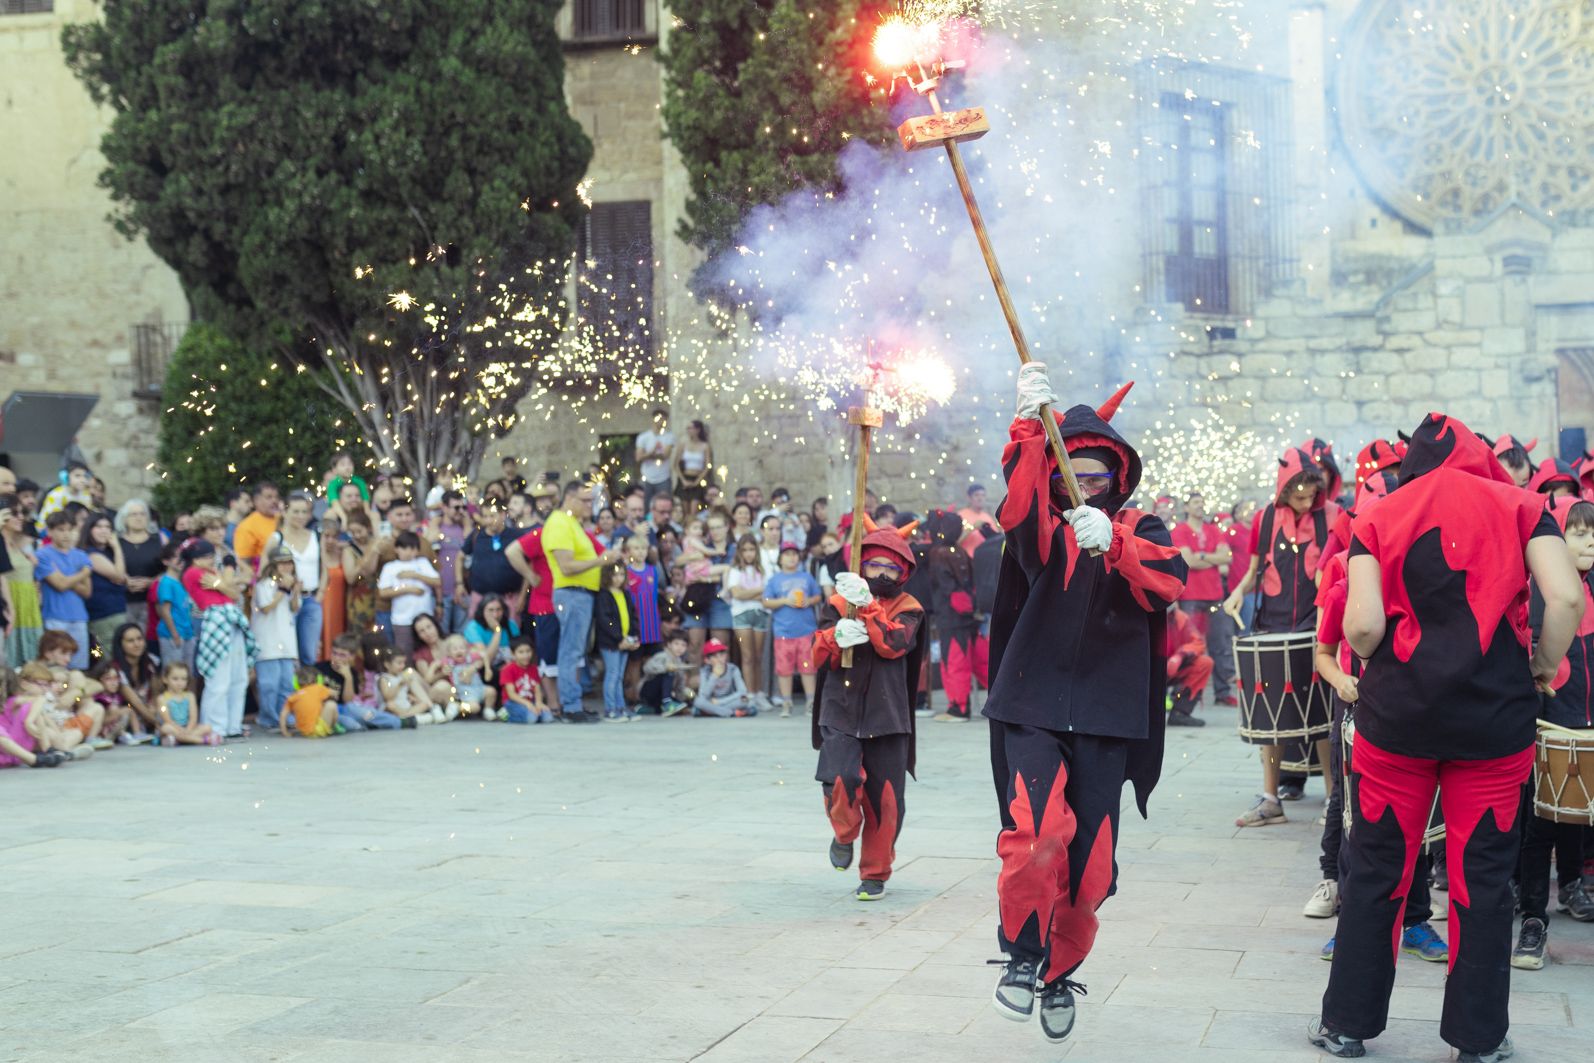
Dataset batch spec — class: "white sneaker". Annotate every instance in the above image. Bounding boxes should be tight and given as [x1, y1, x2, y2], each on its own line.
[70, 744, 94, 760]
[116, 732, 140, 746]
[1304, 879, 1339, 919]
[415, 712, 434, 725]
[482, 707, 499, 721]
[428, 707, 446, 724]
[91, 736, 114, 750]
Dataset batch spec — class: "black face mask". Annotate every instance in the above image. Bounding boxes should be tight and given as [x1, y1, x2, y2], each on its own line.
[867, 574, 904, 598]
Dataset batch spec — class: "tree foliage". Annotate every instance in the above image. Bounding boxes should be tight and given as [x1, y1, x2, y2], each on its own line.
[64, 0, 593, 496]
[153, 324, 355, 518]
[660, 0, 894, 296]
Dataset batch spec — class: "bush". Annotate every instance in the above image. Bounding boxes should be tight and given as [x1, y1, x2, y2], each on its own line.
[153, 324, 362, 518]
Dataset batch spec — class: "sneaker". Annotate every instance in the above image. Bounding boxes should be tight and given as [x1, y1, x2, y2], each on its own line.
[855, 879, 885, 901]
[116, 732, 141, 746]
[1279, 783, 1306, 801]
[1320, 936, 1335, 961]
[1557, 880, 1594, 922]
[29, 750, 67, 768]
[127, 732, 155, 744]
[1235, 796, 1286, 828]
[1216, 694, 1239, 707]
[661, 699, 689, 718]
[779, 705, 792, 718]
[444, 702, 462, 722]
[90, 735, 114, 750]
[70, 744, 95, 760]
[829, 838, 854, 871]
[1400, 921, 1448, 963]
[605, 709, 623, 720]
[1511, 918, 1546, 970]
[1430, 863, 1449, 893]
[752, 693, 773, 712]
[1038, 979, 1084, 1043]
[988, 954, 1041, 1022]
[934, 710, 970, 722]
[914, 705, 936, 718]
[1167, 711, 1206, 727]
[1304, 879, 1339, 918]
[161, 735, 178, 747]
[401, 716, 419, 730]
[333, 723, 347, 735]
[483, 707, 500, 721]
[1457, 1037, 1513, 1063]
[1307, 1018, 1365, 1058]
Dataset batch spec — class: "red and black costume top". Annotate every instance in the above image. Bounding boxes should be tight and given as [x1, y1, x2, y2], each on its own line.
[1349, 413, 1560, 761]
[1530, 496, 1594, 730]
[810, 520, 928, 768]
[1246, 446, 1339, 634]
[983, 386, 1187, 814]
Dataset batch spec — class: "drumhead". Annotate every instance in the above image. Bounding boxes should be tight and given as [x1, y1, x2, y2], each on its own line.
[1233, 631, 1317, 650]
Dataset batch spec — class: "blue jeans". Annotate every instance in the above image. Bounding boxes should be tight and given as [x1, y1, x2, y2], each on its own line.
[553, 588, 594, 716]
[255, 658, 295, 729]
[295, 598, 324, 665]
[600, 648, 629, 712]
[441, 599, 470, 636]
[337, 704, 401, 731]
[43, 619, 90, 670]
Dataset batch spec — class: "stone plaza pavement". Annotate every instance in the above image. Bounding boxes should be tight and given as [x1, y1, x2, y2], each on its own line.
[1, 706, 1589, 1063]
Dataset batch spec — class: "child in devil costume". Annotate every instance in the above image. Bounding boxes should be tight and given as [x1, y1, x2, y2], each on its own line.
[985, 364, 1186, 1045]
[927, 509, 984, 721]
[1310, 413, 1583, 1063]
[1165, 604, 1212, 724]
[810, 517, 927, 901]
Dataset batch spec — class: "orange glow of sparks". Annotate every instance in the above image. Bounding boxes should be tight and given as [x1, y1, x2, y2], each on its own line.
[872, 17, 927, 71]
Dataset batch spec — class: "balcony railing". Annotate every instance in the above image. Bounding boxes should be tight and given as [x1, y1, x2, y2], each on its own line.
[131, 322, 189, 400]
[572, 0, 647, 41]
[0, 1, 55, 15]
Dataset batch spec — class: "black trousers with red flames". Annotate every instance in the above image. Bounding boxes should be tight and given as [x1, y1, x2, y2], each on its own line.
[817, 726, 909, 882]
[1322, 733, 1532, 1054]
[990, 721, 1126, 984]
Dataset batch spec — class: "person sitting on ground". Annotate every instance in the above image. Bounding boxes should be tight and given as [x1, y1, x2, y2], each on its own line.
[281, 666, 340, 739]
[1164, 604, 1212, 728]
[640, 632, 697, 716]
[86, 659, 137, 746]
[499, 637, 553, 724]
[317, 633, 402, 732]
[109, 621, 161, 739]
[438, 633, 496, 719]
[4, 662, 80, 766]
[154, 662, 219, 746]
[376, 648, 449, 727]
[694, 638, 754, 717]
[462, 593, 519, 671]
[36, 629, 106, 752]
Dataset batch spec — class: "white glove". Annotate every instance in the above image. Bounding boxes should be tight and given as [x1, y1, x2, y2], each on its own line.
[1016, 361, 1058, 421]
[1065, 506, 1114, 552]
[834, 571, 873, 608]
[834, 618, 870, 648]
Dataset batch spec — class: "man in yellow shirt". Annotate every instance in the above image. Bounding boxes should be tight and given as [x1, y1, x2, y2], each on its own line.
[232, 482, 283, 574]
[543, 480, 621, 723]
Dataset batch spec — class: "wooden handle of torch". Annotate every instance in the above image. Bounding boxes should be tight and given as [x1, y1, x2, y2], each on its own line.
[938, 135, 1090, 518]
[840, 424, 872, 669]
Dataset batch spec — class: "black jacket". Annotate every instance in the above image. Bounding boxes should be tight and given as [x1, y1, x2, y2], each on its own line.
[594, 587, 640, 652]
[984, 402, 1186, 816]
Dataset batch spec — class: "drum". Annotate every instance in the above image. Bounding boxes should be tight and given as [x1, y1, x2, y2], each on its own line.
[1341, 708, 1444, 845]
[1233, 631, 1331, 744]
[1281, 735, 1326, 777]
[1533, 721, 1594, 825]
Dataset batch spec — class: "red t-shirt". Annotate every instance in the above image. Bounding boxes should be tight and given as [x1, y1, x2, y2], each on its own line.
[499, 661, 541, 704]
[1222, 519, 1251, 595]
[1170, 521, 1224, 601]
[182, 565, 235, 611]
[515, 527, 556, 616]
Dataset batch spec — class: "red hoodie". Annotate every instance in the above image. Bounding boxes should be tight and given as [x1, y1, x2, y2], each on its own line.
[1349, 413, 1558, 760]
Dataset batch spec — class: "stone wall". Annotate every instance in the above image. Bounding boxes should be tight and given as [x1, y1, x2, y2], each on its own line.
[0, 1, 188, 497]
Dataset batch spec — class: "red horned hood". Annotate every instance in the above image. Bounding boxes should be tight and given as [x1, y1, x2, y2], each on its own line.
[1274, 446, 1329, 510]
[1529, 458, 1578, 495]
[1398, 413, 1518, 488]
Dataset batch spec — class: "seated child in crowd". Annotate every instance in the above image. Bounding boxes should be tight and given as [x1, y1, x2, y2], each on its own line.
[640, 632, 697, 716]
[37, 630, 107, 752]
[439, 634, 497, 719]
[280, 667, 340, 739]
[155, 662, 219, 746]
[318, 633, 402, 731]
[0, 664, 75, 768]
[377, 648, 452, 727]
[499, 638, 552, 724]
[87, 659, 138, 746]
[694, 639, 755, 718]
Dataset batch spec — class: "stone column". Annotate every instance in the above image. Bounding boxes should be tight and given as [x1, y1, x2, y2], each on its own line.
[1289, 1, 1331, 300]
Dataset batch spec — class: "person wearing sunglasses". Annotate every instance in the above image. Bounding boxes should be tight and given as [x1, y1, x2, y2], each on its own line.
[809, 517, 928, 903]
[985, 362, 1187, 1047]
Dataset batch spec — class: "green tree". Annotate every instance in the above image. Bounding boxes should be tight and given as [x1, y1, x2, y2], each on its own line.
[153, 324, 355, 518]
[64, 0, 592, 496]
[660, 0, 894, 297]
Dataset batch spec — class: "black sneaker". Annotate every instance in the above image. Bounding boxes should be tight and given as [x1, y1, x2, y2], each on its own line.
[1279, 783, 1306, 801]
[1557, 880, 1594, 922]
[1167, 711, 1206, 727]
[1510, 917, 1546, 970]
[855, 879, 884, 901]
[29, 750, 68, 768]
[829, 838, 854, 871]
[1457, 1037, 1513, 1063]
[988, 954, 1041, 1021]
[1038, 979, 1084, 1043]
[401, 716, 418, 729]
[1307, 1019, 1365, 1058]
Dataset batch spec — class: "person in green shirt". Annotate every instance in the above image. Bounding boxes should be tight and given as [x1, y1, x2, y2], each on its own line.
[322, 451, 370, 505]
[544, 481, 621, 722]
